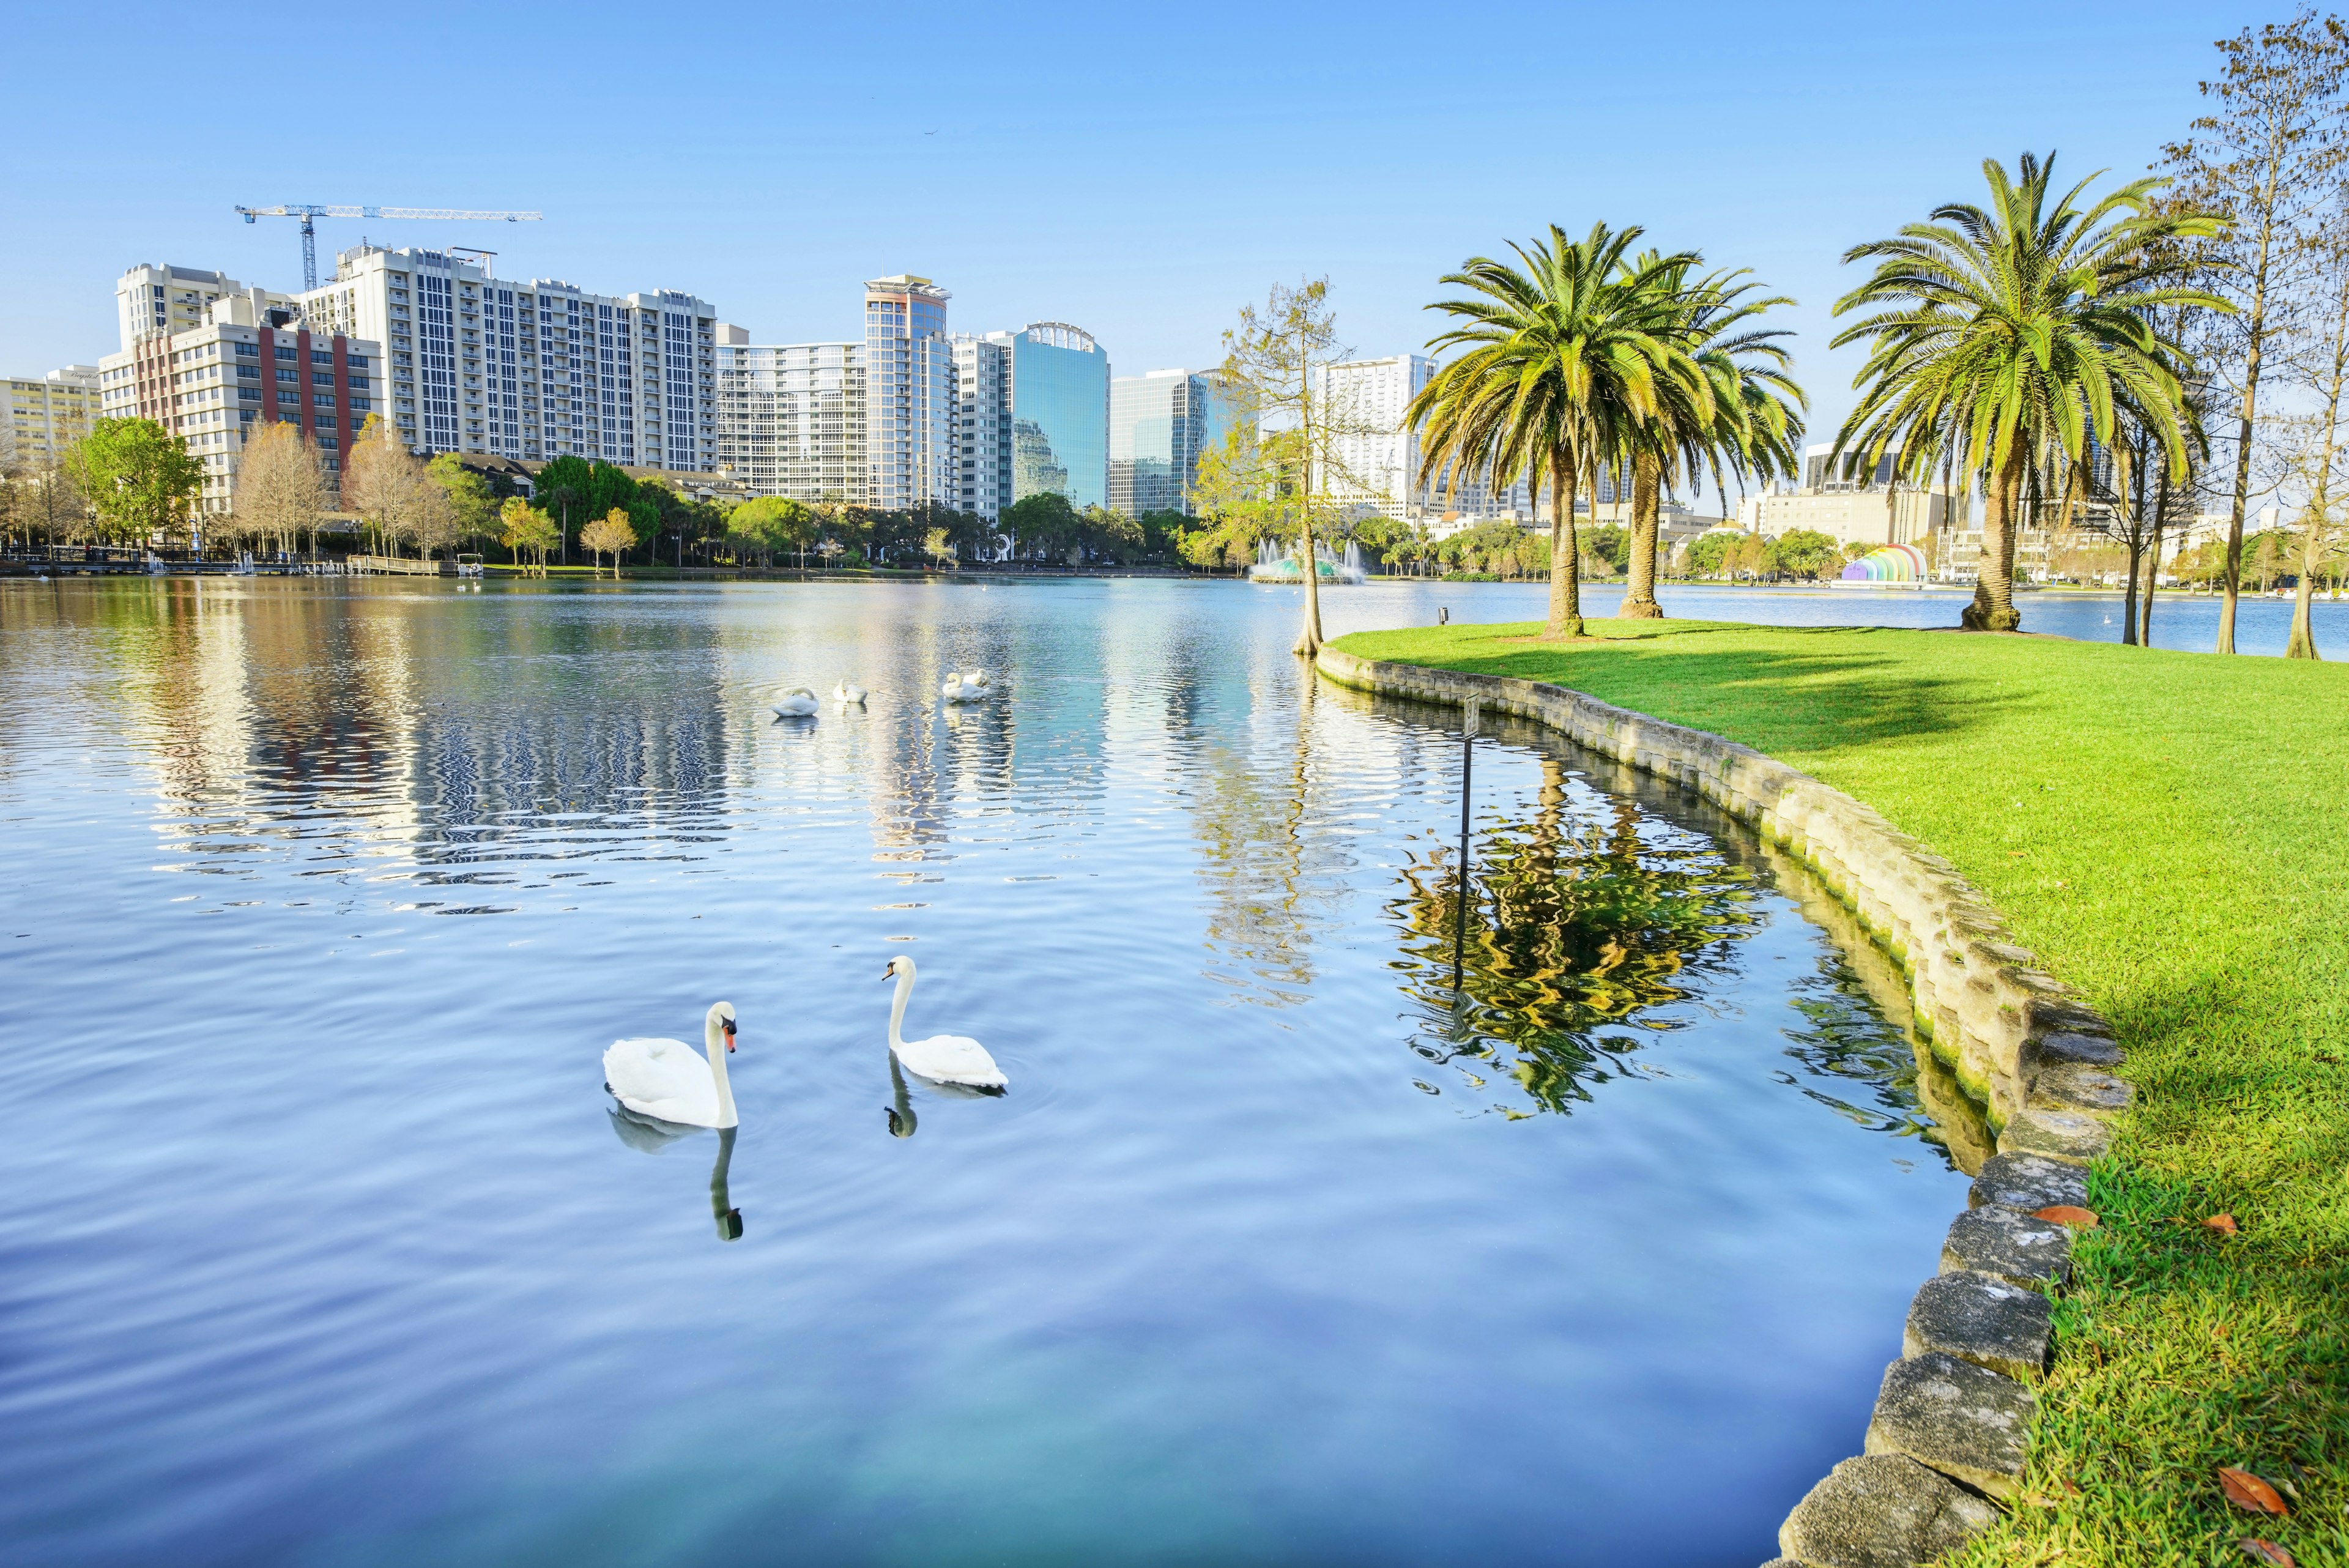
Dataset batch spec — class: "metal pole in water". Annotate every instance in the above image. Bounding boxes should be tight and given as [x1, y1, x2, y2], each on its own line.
[1452, 697, 1479, 992]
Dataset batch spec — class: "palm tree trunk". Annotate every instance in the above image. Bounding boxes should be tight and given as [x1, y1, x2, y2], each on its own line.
[1622, 450, 1663, 619]
[1542, 448, 1585, 640]
[1964, 448, 2025, 631]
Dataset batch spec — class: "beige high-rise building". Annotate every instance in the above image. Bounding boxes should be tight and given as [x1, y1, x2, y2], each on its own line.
[1754, 442, 1954, 548]
[295, 246, 719, 469]
[4, 366, 103, 470]
[98, 287, 383, 519]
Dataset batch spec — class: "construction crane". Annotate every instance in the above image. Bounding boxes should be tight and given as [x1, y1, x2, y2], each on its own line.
[234, 204, 544, 291]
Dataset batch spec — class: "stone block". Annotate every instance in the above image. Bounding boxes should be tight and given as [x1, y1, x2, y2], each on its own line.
[2028, 1061, 2131, 1115]
[1863, 1352, 2036, 1499]
[1905, 1269, 2052, 1380]
[2023, 1029, 2124, 1071]
[1969, 1152, 2088, 1215]
[1777, 1454, 1999, 1568]
[1998, 1106, 2113, 1166]
[1943, 1205, 2071, 1287]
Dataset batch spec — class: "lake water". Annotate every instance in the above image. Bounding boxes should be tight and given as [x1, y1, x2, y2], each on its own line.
[0, 578, 1978, 1567]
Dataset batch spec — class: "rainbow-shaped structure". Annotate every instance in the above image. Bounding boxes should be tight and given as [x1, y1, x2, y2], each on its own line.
[1838, 543, 1928, 584]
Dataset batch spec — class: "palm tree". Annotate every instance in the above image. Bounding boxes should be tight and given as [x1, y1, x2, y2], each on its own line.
[1410, 225, 1706, 639]
[1830, 152, 2224, 631]
[1620, 261, 1805, 617]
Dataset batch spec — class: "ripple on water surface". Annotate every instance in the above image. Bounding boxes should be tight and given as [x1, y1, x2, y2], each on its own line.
[0, 577, 1975, 1568]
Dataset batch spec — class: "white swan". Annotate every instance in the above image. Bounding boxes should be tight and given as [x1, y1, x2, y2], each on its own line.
[772, 687, 819, 718]
[834, 680, 867, 706]
[941, 671, 987, 704]
[884, 956, 1006, 1091]
[604, 1002, 740, 1127]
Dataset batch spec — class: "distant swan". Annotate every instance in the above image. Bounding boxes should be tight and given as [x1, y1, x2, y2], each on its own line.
[884, 956, 1006, 1091]
[834, 680, 867, 705]
[772, 688, 819, 718]
[604, 1002, 740, 1128]
[941, 670, 989, 704]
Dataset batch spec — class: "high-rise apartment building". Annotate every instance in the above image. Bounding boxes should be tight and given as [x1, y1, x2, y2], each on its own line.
[863, 275, 954, 510]
[1108, 368, 1230, 515]
[114, 264, 293, 353]
[110, 253, 720, 470]
[991, 322, 1108, 510]
[4, 366, 103, 470]
[949, 335, 1013, 521]
[98, 288, 382, 517]
[714, 331, 867, 502]
[295, 247, 718, 469]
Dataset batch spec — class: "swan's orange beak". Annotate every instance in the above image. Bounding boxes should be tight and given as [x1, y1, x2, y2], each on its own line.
[723, 1019, 738, 1053]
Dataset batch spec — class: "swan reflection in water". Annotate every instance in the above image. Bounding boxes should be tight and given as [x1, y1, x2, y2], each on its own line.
[885, 1052, 918, 1139]
[606, 1110, 744, 1241]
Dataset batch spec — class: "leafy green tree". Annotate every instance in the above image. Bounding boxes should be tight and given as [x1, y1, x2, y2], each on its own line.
[1411, 225, 1707, 639]
[1137, 509, 1191, 562]
[1003, 491, 1083, 562]
[65, 417, 202, 546]
[1582, 522, 1630, 573]
[534, 454, 593, 565]
[1830, 152, 2224, 631]
[1770, 529, 1842, 579]
[425, 454, 496, 551]
[499, 496, 557, 575]
[1684, 531, 1737, 578]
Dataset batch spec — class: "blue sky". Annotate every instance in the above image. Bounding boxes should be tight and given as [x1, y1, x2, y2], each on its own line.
[2, 0, 2252, 464]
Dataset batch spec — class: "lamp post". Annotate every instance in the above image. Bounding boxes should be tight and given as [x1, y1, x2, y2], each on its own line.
[1452, 696, 1480, 993]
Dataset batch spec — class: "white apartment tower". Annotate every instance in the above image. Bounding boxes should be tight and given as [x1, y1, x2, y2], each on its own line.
[292, 245, 719, 469]
[863, 275, 954, 510]
[714, 331, 867, 502]
[115, 264, 294, 353]
[949, 335, 1012, 522]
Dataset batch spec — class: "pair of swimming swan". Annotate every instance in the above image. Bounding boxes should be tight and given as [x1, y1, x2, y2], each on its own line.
[601, 956, 1006, 1132]
[941, 669, 992, 704]
[772, 681, 866, 718]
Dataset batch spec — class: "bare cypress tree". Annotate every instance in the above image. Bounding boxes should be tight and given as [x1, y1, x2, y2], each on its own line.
[229, 422, 325, 559]
[2165, 9, 2349, 652]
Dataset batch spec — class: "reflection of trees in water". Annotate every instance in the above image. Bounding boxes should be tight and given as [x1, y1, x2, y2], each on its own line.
[1389, 757, 1761, 1113]
[1189, 662, 1348, 1006]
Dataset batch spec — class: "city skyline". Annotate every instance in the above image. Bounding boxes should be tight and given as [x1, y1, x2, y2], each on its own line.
[0, 0, 2238, 460]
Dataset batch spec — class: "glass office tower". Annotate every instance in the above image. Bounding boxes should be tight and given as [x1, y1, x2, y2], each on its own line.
[995, 322, 1108, 509]
[1109, 368, 1231, 515]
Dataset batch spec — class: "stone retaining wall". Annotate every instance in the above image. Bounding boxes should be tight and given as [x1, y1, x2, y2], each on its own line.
[1315, 644, 2128, 1568]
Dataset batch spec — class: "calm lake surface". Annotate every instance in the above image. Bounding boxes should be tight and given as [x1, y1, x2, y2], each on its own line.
[0, 578, 1976, 1568]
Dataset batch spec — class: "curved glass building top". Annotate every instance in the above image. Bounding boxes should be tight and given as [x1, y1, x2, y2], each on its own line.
[1003, 322, 1108, 510]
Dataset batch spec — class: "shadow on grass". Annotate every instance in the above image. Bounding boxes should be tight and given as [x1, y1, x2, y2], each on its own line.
[1412, 628, 2025, 759]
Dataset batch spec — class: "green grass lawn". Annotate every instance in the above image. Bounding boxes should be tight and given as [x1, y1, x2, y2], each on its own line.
[1337, 617, 2348, 1567]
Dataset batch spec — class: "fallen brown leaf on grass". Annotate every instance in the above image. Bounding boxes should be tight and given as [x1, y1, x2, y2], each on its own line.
[2057, 1477, 2082, 1496]
[2206, 1213, 2240, 1235]
[2035, 1205, 2099, 1227]
[2219, 1468, 2290, 1516]
[2238, 1540, 2295, 1567]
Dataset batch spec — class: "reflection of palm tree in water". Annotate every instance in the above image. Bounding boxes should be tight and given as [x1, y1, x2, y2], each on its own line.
[1394, 756, 1760, 1112]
